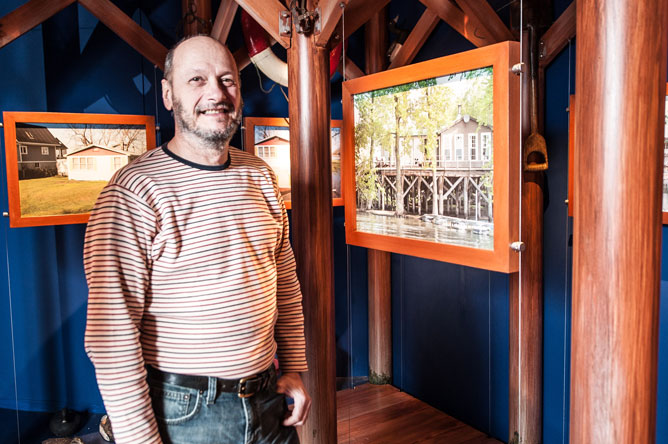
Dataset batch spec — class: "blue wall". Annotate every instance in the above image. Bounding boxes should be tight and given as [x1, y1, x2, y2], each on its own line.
[1, 1, 667, 444]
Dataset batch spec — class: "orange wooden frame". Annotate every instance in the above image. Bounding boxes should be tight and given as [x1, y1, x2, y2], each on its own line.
[3, 111, 156, 228]
[242, 116, 344, 209]
[342, 41, 520, 273]
[569, 87, 668, 223]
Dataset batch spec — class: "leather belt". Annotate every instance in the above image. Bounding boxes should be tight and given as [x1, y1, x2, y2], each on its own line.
[146, 365, 275, 398]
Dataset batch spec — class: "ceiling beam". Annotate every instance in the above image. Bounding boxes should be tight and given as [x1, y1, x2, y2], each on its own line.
[211, 0, 238, 43]
[453, 0, 515, 43]
[78, 0, 168, 69]
[419, 0, 489, 47]
[234, 0, 289, 48]
[539, 1, 575, 68]
[233, 45, 250, 71]
[315, 0, 348, 47]
[0, 0, 76, 49]
[388, 8, 439, 69]
[340, 0, 391, 41]
[339, 56, 365, 79]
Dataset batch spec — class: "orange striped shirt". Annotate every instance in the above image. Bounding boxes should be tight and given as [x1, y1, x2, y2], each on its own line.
[84, 146, 307, 444]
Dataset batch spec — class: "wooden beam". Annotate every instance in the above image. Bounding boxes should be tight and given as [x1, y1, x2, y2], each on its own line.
[364, 7, 392, 387]
[508, 31, 543, 444]
[453, 0, 514, 43]
[235, 0, 289, 48]
[0, 0, 76, 49]
[364, 6, 387, 74]
[571, 0, 667, 442]
[233, 45, 250, 71]
[287, 18, 337, 444]
[78, 0, 168, 69]
[211, 0, 238, 43]
[339, 0, 391, 41]
[316, 0, 347, 47]
[388, 8, 439, 69]
[339, 56, 365, 79]
[418, 0, 489, 48]
[539, 1, 576, 68]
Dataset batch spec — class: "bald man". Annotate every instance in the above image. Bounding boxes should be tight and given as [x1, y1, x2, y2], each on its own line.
[84, 35, 310, 444]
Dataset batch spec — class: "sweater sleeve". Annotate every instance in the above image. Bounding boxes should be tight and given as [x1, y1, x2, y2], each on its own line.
[272, 182, 308, 373]
[83, 183, 162, 444]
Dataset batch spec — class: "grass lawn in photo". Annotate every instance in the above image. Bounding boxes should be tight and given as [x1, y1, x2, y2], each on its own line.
[19, 176, 107, 217]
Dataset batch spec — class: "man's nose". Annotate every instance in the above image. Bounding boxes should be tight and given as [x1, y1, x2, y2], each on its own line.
[204, 78, 227, 101]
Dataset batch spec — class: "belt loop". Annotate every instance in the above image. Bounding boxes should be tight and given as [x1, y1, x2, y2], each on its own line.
[206, 376, 216, 405]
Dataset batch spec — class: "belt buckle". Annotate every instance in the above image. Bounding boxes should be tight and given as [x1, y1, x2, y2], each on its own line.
[237, 375, 259, 398]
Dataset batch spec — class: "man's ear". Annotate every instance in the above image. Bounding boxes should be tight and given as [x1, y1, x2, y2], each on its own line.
[162, 79, 173, 111]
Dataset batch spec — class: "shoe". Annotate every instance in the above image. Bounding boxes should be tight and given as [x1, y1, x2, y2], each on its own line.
[99, 414, 114, 442]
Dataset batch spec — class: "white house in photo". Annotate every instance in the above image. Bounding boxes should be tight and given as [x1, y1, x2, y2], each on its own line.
[66, 145, 133, 181]
[438, 114, 492, 169]
[254, 135, 291, 190]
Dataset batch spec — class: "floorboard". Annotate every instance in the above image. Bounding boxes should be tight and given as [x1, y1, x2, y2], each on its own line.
[337, 384, 502, 444]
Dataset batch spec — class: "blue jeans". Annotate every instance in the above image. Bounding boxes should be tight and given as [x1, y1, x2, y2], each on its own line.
[148, 370, 299, 444]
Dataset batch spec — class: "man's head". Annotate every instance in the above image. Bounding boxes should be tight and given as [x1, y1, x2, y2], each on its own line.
[162, 36, 242, 150]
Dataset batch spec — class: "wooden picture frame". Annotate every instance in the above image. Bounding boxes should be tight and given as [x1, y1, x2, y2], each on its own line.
[242, 116, 343, 209]
[342, 41, 520, 273]
[569, 86, 668, 223]
[3, 111, 156, 228]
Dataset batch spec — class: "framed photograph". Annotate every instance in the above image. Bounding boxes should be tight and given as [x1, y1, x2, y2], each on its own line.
[2, 112, 156, 227]
[342, 41, 520, 273]
[569, 86, 668, 223]
[243, 116, 343, 209]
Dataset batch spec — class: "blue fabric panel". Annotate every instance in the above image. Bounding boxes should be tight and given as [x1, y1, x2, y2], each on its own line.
[658, 281, 668, 444]
[54, 224, 104, 412]
[489, 272, 509, 440]
[391, 254, 506, 440]
[543, 46, 575, 444]
[0, 0, 49, 412]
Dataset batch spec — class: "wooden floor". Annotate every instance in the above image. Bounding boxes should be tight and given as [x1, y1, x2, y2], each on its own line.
[336, 384, 502, 444]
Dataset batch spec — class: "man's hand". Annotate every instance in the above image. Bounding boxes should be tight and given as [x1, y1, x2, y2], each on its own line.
[276, 372, 311, 427]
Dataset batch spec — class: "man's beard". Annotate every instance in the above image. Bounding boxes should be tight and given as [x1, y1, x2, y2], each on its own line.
[173, 97, 242, 149]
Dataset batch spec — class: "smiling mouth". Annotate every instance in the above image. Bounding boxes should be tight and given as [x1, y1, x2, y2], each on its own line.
[198, 104, 234, 115]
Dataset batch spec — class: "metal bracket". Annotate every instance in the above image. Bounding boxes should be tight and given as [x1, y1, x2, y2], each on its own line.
[510, 241, 525, 252]
[538, 40, 546, 59]
[295, 7, 320, 35]
[511, 62, 525, 75]
[279, 10, 291, 37]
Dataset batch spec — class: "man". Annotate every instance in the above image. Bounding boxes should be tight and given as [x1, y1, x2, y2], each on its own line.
[84, 35, 310, 444]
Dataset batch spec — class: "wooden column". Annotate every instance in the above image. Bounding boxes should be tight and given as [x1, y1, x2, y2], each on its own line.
[287, 20, 337, 444]
[570, 1, 668, 442]
[508, 30, 542, 444]
[364, 7, 392, 385]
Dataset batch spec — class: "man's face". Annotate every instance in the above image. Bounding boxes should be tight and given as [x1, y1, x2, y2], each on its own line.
[162, 37, 242, 146]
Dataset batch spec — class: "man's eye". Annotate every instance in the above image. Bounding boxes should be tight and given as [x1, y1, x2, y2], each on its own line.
[221, 78, 236, 87]
[189, 76, 203, 83]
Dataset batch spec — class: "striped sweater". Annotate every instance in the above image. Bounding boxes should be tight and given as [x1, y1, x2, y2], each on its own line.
[83, 146, 307, 444]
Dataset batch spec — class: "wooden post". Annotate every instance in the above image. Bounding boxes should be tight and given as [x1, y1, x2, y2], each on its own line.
[570, 1, 668, 442]
[287, 16, 337, 444]
[364, 7, 393, 385]
[181, 0, 211, 35]
[508, 30, 543, 444]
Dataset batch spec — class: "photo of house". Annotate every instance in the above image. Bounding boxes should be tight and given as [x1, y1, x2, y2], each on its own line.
[66, 145, 137, 182]
[353, 66, 494, 250]
[13, 121, 149, 218]
[15, 124, 67, 179]
[247, 118, 342, 206]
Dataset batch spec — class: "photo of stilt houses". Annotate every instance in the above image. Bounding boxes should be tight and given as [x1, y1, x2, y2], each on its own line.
[663, 95, 668, 212]
[353, 67, 495, 250]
